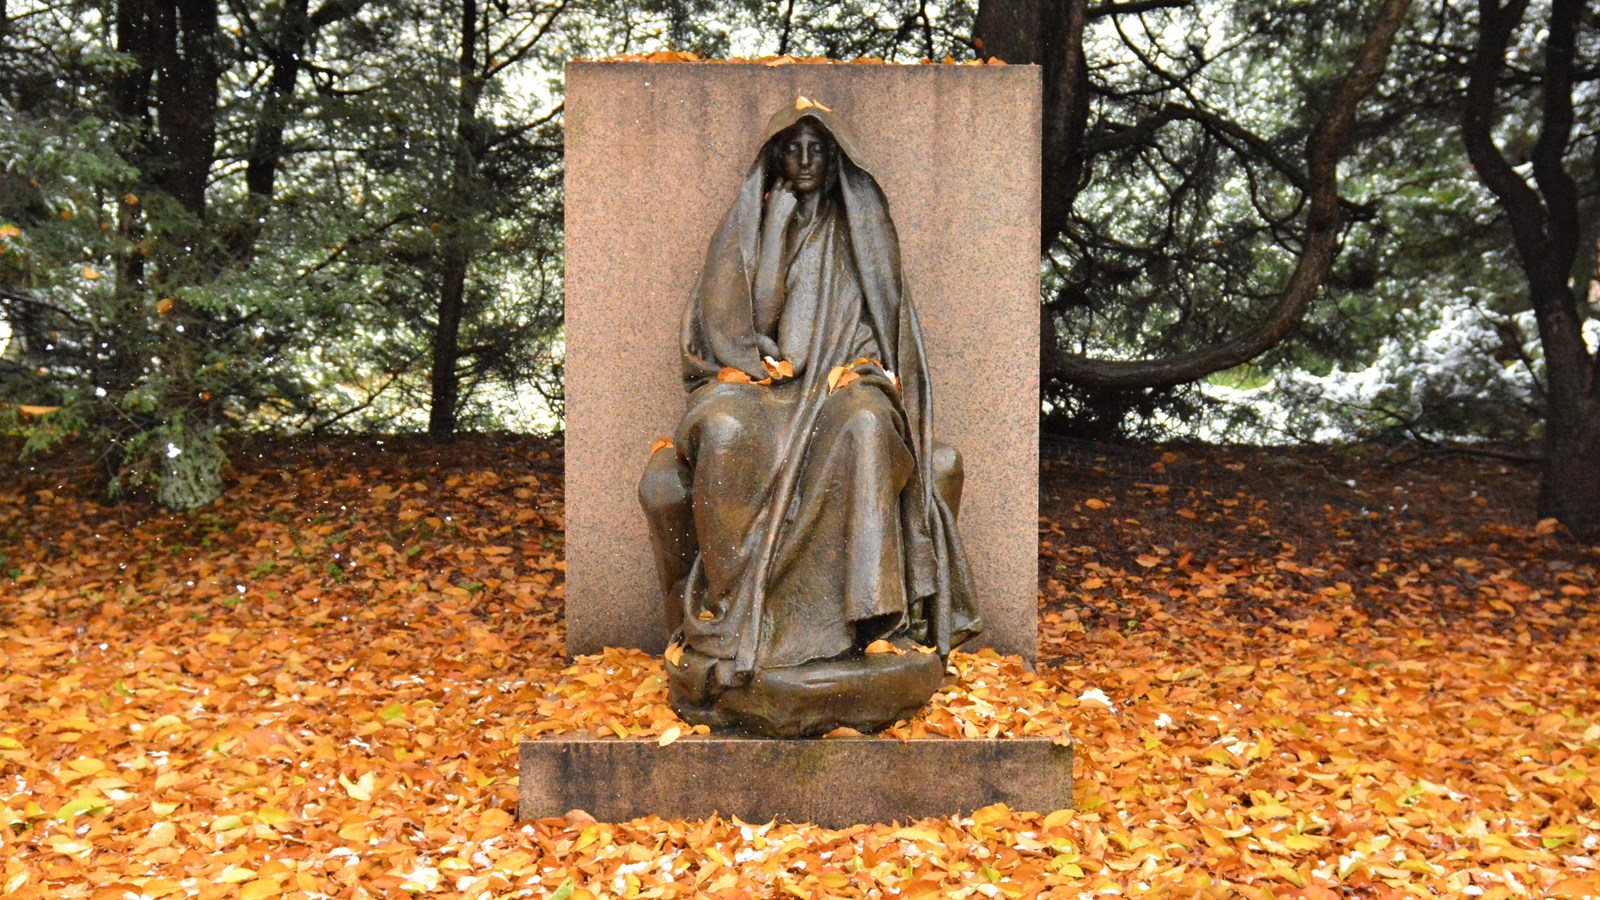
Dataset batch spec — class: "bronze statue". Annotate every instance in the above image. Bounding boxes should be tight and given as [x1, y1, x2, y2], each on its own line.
[640, 98, 981, 737]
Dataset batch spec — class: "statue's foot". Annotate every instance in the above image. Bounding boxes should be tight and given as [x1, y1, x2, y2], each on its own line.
[667, 646, 946, 738]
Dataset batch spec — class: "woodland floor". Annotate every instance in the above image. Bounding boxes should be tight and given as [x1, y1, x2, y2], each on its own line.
[1, 435, 1598, 899]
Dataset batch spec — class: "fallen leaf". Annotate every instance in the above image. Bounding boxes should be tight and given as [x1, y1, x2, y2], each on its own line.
[338, 771, 375, 801]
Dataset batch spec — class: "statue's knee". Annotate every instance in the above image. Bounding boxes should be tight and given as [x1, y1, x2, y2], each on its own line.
[932, 441, 964, 518]
[639, 451, 689, 517]
[698, 410, 746, 450]
[692, 391, 757, 453]
[932, 443, 962, 482]
[835, 391, 895, 437]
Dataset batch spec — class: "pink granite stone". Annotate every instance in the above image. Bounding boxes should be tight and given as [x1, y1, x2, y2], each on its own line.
[564, 62, 1041, 663]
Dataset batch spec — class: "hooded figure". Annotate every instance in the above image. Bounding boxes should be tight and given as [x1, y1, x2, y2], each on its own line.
[640, 99, 981, 734]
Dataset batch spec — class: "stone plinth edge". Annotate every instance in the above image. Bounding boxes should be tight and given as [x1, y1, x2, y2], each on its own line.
[518, 734, 1072, 827]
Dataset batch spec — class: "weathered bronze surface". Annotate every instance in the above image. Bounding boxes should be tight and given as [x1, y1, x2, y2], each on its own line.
[519, 734, 1073, 827]
[640, 100, 982, 737]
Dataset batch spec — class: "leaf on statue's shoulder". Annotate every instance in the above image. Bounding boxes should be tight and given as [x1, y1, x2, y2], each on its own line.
[864, 639, 901, 655]
[717, 367, 752, 384]
[649, 435, 673, 455]
[663, 642, 684, 666]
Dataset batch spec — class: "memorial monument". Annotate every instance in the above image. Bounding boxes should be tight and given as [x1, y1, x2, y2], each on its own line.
[522, 61, 1069, 825]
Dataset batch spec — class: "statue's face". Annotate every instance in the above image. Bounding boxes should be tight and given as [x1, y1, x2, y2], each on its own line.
[782, 120, 831, 194]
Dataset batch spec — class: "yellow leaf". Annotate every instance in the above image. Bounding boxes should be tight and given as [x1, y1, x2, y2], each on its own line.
[1042, 809, 1074, 829]
[574, 825, 599, 851]
[339, 771, 375, 801]
[239, 878, 281, 900]
[54, 795, 111, 818]
[123, 193, 140, 206]
[0, 224, 19, 238]
[1084, 498, 1107, 510]
[137, 821, 176, 851]
[658, 725, 682, 747]
[81, 266, 101, 281]
[971, 803, 1012, 826]
[663, 642, 684, 666]
[717, 367, 752, 384]
[864, 639, 898, 655]
[156, 298, 174, 314]
[649, 435, 674, 455]
[827, 365, 849, 391]
[888, 826, 943, 842]
[210, 814, 245, 832]
[256, 806, 290, 826]
[1282, 833, 1324, 851]
[697, 609, 715, 621]
[219, 865, 256, 884]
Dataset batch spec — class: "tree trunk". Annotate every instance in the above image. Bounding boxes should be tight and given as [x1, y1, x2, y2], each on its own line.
[974, 0, 1088, 255]
[428, 0, 481, 438]
[228, 0, 367, 262]
[1462, 0, 1599, 533]
[147, 0, 220, 220]
[429, 256, 467, 436]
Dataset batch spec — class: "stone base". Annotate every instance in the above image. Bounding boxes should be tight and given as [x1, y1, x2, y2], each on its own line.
[518, 733, 1072, 827]
[667, 647, 946, 738]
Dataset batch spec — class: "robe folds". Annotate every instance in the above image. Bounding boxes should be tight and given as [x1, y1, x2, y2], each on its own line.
[651, 104, 981, 695]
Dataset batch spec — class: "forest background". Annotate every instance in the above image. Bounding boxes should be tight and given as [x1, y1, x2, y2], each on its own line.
[1, 0, 1597, 526]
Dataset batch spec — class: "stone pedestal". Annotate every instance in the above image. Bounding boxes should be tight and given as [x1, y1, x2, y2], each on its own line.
[519, 734, 1072, 827]
[563, 62, 1042, 663]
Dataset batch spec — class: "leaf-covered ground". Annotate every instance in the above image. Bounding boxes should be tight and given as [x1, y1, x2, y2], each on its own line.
[2, 435, 1597, 898]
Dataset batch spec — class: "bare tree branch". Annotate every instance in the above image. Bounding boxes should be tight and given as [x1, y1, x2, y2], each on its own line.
[1048, 0, 1414, 389]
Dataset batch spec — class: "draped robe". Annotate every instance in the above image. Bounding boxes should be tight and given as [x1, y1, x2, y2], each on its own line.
[646, 106, 981, 699]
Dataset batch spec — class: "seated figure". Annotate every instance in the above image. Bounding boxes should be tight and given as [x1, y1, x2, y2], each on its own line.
[640, 98, 982, 737]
